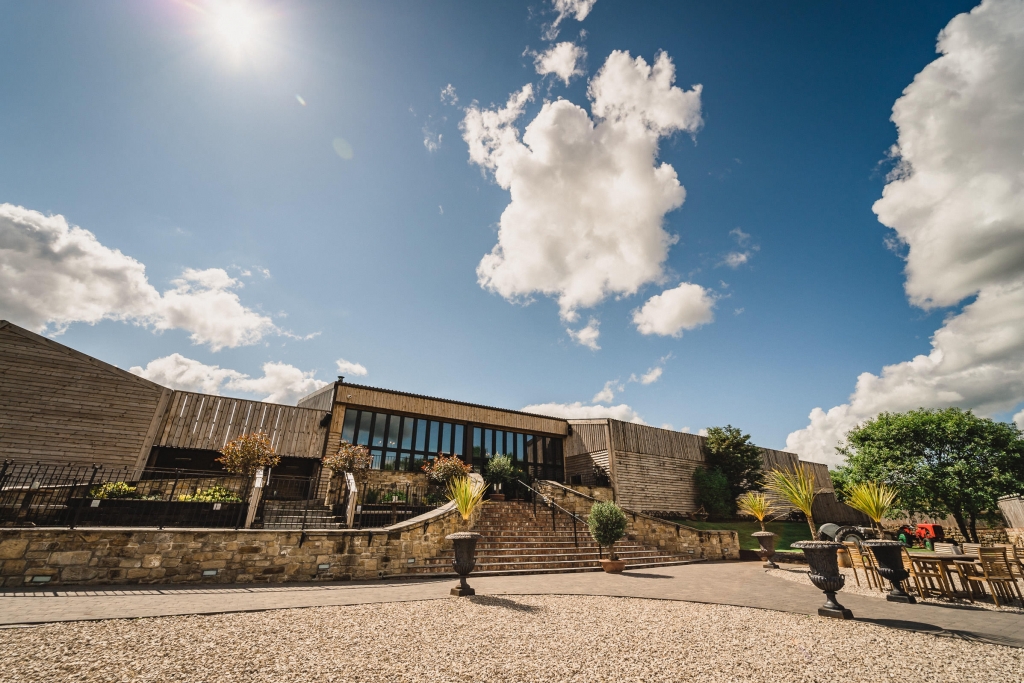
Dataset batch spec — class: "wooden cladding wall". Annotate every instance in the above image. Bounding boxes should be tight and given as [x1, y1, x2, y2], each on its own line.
[999, 496, 1024, 529]
[155, 391, 328, 458]
[614, 450, 701, 514]
[565, 421, 608, 458]
[0, 321, 168, 470]
[608, 421, 706, 462]
[297, 384, 334, 412]
[334, 384, 568, 436]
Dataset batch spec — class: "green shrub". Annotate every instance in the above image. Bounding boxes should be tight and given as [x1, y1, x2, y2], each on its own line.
[89, 482, 140, 500]
[587, 501, 628, 560]
[422, 454, 471, 486]
[178, 485, 242, 503]
[694, 467, 732, 518]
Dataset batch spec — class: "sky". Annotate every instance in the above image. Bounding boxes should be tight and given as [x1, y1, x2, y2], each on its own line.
[3, 0, 1023, 467]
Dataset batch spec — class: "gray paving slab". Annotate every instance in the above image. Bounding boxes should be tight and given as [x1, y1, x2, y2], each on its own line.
[2, 562, 1021, 648]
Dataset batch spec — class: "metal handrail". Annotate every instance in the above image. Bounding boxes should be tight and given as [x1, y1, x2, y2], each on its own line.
[513, 478, 586, 548]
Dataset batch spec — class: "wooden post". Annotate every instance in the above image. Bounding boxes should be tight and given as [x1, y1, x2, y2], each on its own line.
[244, 467, 265, 529]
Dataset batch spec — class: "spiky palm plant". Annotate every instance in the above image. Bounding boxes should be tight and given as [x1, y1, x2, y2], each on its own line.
[737, 491, 775, 532]
[844, 481, 898, 537]
[766, 465, 819, 538]
[446, 476, 487, 521]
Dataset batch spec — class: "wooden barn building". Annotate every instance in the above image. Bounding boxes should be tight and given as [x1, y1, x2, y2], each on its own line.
[1, 318, 861, 522]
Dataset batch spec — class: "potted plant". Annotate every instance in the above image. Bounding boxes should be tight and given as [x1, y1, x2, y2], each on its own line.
[422, 454, 472, 487]
[445, 475, 488, 596]
[765, 464, 819, 539]
[845, 481, 915, 603]
[587, 501, 629, 573]
[483, 454, 517, 501]
[737, 491, 777, 568]
[218, 431, 280, 476]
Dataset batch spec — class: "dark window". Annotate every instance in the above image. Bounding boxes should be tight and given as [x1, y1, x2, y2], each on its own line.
[370, 449, 383, 469]
[517, 433, 525, 462]
[484, 429, 493, 457]
[341, 410, 358, 443]
[384, 451, 397, 471]
[401, 417, 414, 449]
[428, 421, 440, 453]
[372, 413, 387, 448]
[441, 423, 452, 454]
[416, 419, 427, 451]
[357, 412, 371, 445]
[454, 425, 465, 456]
[387, 418, 400, 449]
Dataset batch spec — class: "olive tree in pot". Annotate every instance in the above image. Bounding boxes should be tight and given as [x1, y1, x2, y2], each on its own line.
[483, 455, 518, 501]
[737, 492, 778, 568]
[588, 501, 629, 573]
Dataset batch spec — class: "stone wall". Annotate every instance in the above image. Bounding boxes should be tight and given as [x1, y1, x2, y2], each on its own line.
[1007, 528, 1023, 549]
[535, 481, 740, 561]
[0, 503, 478, 588]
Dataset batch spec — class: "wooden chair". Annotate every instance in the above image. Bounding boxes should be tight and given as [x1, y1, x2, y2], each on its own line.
[904, 548, 953, 599]
[934, 542, 959, 555]
[995, 544, 1024, 580]
[963, 547, 1022, 607]
[962, 542, 982, 558]
[843, 541, 880, 589]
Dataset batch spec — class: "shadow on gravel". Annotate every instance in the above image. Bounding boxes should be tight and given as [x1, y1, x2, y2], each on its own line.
[857, 618, 1019, 648]
[467, 596, 542, 613]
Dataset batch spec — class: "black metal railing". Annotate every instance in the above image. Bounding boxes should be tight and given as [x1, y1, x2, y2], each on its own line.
[511, 478, 587, 548]
[350, 482, 446, 529]
[0, 460, 257, 529]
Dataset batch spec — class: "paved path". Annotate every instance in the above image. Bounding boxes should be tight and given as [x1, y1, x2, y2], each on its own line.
[2, 562, 1022, 648]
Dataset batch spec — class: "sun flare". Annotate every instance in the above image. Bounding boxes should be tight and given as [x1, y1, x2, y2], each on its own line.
[205, 1, 264, 57]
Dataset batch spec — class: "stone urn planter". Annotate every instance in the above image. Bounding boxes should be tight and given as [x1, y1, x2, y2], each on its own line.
[752, 531, 778, 568]
[863, 540, 916, 603]
[600, 559, 626, 573]
[446, 532, 482, 596]
[792, 541, 854, 620]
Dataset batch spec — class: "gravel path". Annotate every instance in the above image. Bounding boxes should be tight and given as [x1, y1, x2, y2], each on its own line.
[0, 595, 1021, 682]
[767, 566, 1024, 613]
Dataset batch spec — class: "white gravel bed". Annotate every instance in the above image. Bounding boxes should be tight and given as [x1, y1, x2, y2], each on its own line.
[0, 595, 1022, 682]
[767, 566, 1024, 613]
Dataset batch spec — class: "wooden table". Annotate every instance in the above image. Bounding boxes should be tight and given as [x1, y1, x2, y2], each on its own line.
[907, 552, 982, 598]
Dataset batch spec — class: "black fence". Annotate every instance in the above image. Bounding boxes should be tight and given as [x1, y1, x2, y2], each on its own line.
[0, 460, 256, 529]
[1, 460, 450, 530]
[345, 481, 447, 529]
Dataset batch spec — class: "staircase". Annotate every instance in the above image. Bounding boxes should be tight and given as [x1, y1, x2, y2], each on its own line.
[260, 500, 344, 529]
[408, 500, 703, 577]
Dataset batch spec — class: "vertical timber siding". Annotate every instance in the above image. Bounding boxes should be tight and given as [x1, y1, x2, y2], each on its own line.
[0, 321, 168, 469]
[154, 391, 328, 458]
[605, 420, 705, 514]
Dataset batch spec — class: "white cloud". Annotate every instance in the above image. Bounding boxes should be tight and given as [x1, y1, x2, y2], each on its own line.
[534, 42, 586, 85]
[592, 379, 622, 404]
[632, 282, 716, 337]
[440, 84, 458, 105]
[522, 401, 645, 424]
[639, 366, 663, 384]
[1015, 408, 1024, 429]
[423, 128, 442, 152]
[545, 0, 597, 39]
[463, 50, 702, 323]
[721, 252, 750, 268]
[130, 354, 327, 406]
[698, 428, 708, 437]
[336, 358, 369, 377]
[729, 227, 752, 246]
[0, 204, 280, 351]
[567, 317, 601, 350]
[786, 0, 1024, 466]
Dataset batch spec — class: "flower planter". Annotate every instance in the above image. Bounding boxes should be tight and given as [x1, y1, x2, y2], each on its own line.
[66, 498, 246, 528]
[489, 494, 506, 501]
[752, 531, 778, 568]
[600, 559, 626, 573]
[863, 540, 916, 603]
[792, 540, 854, 619]
[446, 532, 482, 596]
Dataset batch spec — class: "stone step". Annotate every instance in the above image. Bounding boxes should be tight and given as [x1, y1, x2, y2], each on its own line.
[408, 557, 702, 575]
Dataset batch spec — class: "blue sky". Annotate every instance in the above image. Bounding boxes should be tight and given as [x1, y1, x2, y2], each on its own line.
[4, 0, 1023, 464]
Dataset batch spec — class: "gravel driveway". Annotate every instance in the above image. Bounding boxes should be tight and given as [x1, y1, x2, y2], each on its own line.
[1, 595, 1021, 682]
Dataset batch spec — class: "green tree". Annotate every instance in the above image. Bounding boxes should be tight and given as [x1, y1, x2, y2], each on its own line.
[694, 467, 732, 518]
[700, 425, 765, 515]
[838, 408, 1024, 543]
[829, 466, 854, 503]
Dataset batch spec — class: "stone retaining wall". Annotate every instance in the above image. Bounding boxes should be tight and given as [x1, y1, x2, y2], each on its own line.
[536, 481, 740, 561]
[1007, 528, 1023, 549]
[0, 503, 477, 588]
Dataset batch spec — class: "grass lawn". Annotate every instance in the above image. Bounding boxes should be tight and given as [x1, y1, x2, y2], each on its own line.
[672, 520, 815, 551]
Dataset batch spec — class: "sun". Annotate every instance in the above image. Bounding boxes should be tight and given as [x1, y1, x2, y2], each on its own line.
[206, 1, 264, 57]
